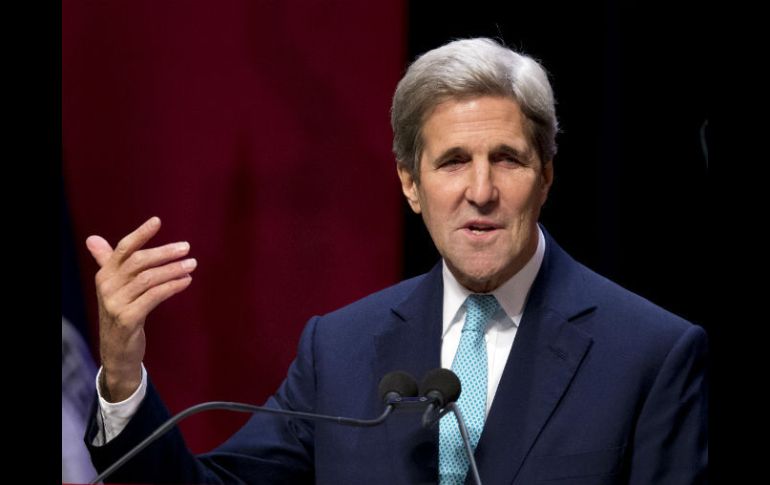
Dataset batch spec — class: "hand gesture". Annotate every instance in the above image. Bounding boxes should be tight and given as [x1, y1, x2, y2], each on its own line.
[85, 216, 197, 402]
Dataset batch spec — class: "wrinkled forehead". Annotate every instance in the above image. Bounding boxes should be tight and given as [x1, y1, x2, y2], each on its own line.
[419, 96, 539, 161]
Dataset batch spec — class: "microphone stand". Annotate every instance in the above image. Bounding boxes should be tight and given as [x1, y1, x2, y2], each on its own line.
[91, 401, 394, 484]
[435, 403, 483, 485]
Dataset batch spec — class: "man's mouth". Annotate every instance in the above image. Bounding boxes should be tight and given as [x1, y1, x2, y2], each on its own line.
[463, 221, 502, 234]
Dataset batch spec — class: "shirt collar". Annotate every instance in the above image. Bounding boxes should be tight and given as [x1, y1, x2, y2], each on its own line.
[441, 226, 546, 338]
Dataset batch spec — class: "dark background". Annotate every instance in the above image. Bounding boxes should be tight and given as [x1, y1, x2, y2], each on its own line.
[403, 0, 709, 329]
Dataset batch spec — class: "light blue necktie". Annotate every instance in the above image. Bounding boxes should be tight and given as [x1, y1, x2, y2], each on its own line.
[439, 294, 500, 485]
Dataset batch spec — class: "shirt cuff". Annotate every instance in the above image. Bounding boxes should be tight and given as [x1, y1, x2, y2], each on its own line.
[93, 363, 148, 444]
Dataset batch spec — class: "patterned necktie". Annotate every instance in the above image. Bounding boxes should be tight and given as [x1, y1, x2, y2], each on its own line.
[439, 294, 500, 485]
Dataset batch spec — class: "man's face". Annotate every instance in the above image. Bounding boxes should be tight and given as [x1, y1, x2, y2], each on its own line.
[398, 96, 553, 293]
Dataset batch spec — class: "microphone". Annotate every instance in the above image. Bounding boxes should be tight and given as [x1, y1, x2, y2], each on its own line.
[419, 368, 461, 428]
[379, 370, 419, 403]
[419, 368, 482, 485]
[91, 371, 418, 484]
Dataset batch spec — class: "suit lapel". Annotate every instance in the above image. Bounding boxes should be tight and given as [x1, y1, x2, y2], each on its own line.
[374, 262, 444, 484]
[473, 231, 596, 485]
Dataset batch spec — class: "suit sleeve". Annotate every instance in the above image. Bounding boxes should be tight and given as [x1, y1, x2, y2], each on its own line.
[628, 324, 709, 485]
[85, 316, 321, 484]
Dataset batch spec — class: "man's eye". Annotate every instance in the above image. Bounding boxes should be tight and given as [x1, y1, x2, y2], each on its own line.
[440, 158, 464, 167]
[495, 154, 522, 165]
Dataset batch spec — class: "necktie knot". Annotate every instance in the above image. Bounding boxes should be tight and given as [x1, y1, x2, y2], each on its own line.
[463, 294, 499, 333]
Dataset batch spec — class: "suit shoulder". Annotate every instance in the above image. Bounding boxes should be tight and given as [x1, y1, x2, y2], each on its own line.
[575, 262, 703, 342]
[556, 261, 708, 390]
[313, 273, 427, 329]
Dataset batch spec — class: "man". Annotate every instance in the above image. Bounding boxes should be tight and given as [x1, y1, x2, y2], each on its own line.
[85, 38, 708, 484]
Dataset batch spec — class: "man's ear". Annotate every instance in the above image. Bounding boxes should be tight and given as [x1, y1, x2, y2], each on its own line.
[397, 164, 422, 214]
[539, 160, 554, 206]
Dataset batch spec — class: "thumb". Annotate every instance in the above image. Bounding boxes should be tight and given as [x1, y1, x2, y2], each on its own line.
[86, 235, 114, 268]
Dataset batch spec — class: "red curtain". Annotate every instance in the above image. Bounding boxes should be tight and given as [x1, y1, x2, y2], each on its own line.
[63, 0, 405, 452]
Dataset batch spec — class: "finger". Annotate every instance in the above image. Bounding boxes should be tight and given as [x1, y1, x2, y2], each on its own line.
[95, 241, 192, 300]
[111, 216, 162, 267]
[86, 235, 114, 268]
[124, 275, 194, 322]
[115, 257, 198, 305]
[122, 241, 191, 276]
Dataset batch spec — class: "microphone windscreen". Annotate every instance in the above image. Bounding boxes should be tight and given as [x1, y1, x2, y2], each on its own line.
[419, 368, 461, 406]
[378, 371, 419, 402]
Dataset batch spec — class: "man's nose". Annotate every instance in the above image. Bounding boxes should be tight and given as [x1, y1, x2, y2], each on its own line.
[465, 159, 498, 208]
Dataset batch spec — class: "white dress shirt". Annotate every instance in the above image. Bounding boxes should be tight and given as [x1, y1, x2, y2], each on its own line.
[95, 227, 546, 444]
[440, 227, 545, 417]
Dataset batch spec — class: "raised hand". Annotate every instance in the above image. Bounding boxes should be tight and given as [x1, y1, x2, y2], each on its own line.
[86, 216, 197, 402]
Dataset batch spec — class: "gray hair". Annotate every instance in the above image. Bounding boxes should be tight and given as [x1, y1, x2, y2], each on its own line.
[391, 38, 558, 181]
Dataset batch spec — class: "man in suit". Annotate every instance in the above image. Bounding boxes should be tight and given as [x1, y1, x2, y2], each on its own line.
[85, 38, 708, 484]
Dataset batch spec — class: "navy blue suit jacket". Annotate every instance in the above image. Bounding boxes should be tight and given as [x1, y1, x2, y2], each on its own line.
[87, 230, 708, 484]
